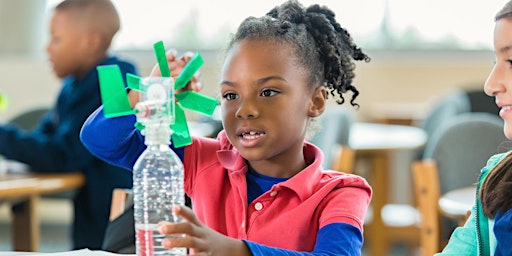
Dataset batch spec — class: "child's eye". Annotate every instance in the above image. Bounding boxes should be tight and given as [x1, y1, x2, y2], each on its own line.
[260, 89, 278, 97]
[222, 92, 238, 101]
[507, 59, 512, 66]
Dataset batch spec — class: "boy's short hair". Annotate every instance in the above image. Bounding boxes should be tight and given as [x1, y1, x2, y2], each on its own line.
[55, 0, 120, 48]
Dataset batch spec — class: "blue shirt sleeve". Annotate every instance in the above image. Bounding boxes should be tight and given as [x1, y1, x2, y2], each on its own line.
[80, 106, 184, 170]
[243, 222, 363, 256]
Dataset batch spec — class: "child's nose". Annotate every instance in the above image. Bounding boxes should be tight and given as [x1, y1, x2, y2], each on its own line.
[236, 98, 259, 119]
[484, 65, 505, 96]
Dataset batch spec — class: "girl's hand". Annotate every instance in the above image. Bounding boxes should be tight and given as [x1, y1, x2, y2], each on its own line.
[128, 50, 202, 107]
[150, 50, 202, 93]
[158, 205, 251, 256]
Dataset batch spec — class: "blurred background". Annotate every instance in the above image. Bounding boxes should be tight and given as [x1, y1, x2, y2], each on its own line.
[0, 0, 506, 255]
[0, 0, 502, 122]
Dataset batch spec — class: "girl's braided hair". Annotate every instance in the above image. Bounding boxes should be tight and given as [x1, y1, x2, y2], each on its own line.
[227, 0, 370, 107]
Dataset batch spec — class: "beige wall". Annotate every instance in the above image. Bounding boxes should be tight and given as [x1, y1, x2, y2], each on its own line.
[353, 50, 494, 122]
[0, 49, 494, 123]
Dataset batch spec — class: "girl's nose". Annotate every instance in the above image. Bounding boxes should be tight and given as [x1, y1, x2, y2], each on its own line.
[236, 98, 259, 119]
[484, 64, 505, 97]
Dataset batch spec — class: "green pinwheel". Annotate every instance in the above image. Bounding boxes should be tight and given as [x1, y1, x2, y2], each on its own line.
[96, 40, 218, 147]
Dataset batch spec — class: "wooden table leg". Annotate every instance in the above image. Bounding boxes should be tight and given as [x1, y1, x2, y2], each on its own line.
[366, 152, 390, 256]
[12, 195, 40, 252]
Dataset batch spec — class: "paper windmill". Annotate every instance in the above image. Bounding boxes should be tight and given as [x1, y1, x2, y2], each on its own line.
[96, 40, 218, 147]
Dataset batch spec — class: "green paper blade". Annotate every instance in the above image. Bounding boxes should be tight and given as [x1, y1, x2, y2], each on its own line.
[175, 52, 204, 90]
[154, 41, 171, 77]
[126, 73, 141, 91]
[171, 105, 192, 147]
[175, 91, 218, 116]
[97, 65, 134, 118]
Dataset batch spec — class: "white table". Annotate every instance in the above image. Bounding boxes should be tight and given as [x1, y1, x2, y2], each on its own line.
[438, 186, 476, 223]
[349, 122, 427, 151]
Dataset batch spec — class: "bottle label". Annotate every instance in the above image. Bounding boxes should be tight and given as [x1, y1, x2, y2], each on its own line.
[137, 228, 154, 256]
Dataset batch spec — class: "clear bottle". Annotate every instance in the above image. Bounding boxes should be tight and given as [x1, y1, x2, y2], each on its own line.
[132, 77, 186, 256]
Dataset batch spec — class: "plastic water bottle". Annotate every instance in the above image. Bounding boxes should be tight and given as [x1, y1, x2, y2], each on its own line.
[132, 77, 186, 256]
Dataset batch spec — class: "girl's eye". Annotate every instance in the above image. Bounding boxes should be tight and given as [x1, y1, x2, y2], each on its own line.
[507, 59, 512, 66]
[260, 89, 278, 97]
[223, 92, 238, 101]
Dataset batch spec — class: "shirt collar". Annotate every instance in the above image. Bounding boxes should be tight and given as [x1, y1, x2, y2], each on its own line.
[216, 131, 325, 201]
[277, 142, 324, 201]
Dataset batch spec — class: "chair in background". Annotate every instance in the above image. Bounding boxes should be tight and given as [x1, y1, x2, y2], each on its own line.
[109, 188, 134, 221]
[423, 112, 506, 195]
[8, 106, 50, 130]
[414, 89, 471, 159]
[412, 160, 441, 256]
[330, 145, 356, 173]
[466, 88, 500, 116]
[415, 87, 499, 159]
[104, 188, 135, 253]
[420, 112, 508, 243]
[364, 200, 421, 256]
[309, 106, 354, 170]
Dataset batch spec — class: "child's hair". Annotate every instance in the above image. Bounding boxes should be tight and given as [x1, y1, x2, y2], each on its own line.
[55, 0, 120, 50]
[495, 0, 512, 21]
[480, 153, 512, 218]
[227, 0, 370, 107]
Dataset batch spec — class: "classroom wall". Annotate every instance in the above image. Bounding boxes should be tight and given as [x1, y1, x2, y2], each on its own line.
[0, 48, 493, 123]
[353, 50, 494, 122]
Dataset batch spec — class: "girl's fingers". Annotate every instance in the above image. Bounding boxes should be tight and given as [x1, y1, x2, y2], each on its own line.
[160, 233, 208, 251]
[173, 205, 201, 224]
[166, 49, 178, 62]
[149, 50, 203, 91]
[158, 206, 200, 236]
[181, 51, 195, 62]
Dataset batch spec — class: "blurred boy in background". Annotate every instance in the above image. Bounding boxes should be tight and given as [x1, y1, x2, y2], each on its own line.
[0, 0, 136, 249]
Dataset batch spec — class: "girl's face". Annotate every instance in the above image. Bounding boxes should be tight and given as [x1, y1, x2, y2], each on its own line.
[220, 39, 325, 176]
[485, 17, 512, 139]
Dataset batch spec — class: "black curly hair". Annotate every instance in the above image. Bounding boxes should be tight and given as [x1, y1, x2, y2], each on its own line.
[227, 0, 370, 107]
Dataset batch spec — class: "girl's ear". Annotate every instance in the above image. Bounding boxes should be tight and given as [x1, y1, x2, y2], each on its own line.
[308, 86, 326, 117]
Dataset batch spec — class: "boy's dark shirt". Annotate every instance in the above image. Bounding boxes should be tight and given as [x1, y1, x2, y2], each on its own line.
[0, 56, 137, 249]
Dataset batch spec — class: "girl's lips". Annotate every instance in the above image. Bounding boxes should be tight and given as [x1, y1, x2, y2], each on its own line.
[241, 131, 265, 139]
[237, 131, 266, 147]
[499, 105, 512, 119]
[235, 126, 264, 136]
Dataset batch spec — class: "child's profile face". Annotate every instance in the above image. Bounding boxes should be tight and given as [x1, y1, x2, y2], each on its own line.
[485, 17, 512, 139]
[46, 11, 89, 78]
[219, 39, 324, 170]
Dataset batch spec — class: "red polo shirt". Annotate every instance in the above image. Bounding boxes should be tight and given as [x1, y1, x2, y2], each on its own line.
[184, 131, 371, 252]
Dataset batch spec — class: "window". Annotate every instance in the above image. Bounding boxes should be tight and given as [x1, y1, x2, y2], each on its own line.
[46, 0, 504, 51]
